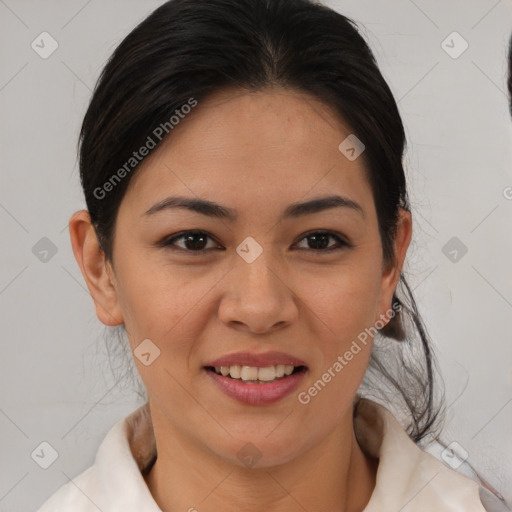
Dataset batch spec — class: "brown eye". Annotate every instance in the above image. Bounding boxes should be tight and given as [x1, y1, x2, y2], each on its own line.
[161, 230, 221, 253]
[294, 231, 350, 253]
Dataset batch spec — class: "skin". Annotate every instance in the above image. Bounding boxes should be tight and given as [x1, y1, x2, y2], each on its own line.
[69, 87, 412, 512]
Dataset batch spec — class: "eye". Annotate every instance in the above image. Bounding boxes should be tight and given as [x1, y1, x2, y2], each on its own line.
[294, 231, 350, 253]
[160, 230, 222, 253]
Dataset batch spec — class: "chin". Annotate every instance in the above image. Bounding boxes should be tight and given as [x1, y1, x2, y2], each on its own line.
[206, 429, 313, 470]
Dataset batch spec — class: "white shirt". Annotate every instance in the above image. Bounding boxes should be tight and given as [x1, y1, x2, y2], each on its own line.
[36, 399, 508, 511]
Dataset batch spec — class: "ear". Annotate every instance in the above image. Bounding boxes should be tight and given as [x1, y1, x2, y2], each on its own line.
[68, 210, 124, 326]
[377, 208, 412, 321]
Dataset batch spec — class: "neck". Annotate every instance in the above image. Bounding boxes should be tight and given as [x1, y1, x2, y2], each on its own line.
[144, 404, 378, 512]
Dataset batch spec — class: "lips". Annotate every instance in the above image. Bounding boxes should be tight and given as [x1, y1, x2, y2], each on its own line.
[203, 351, 308, 405]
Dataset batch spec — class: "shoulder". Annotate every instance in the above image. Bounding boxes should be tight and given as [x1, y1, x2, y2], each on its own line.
[422, 439, 511, 512]
[36, 402, 160, 511]
[354, 398, 511, 512]
[36, 466, 106, 512]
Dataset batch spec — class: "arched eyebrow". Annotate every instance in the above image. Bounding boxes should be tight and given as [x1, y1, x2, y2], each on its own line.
[143, 195, 365, 221]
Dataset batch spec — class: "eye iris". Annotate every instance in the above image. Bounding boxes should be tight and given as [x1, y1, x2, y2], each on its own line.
[308, 233, 331, 250]
[184, 232, 208, 250]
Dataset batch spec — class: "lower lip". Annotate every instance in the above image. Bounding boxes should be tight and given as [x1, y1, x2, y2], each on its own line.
[204, 368, 307, 405]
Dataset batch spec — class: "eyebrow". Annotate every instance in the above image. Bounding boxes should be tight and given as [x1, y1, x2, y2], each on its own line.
[143, 194, 365, 220]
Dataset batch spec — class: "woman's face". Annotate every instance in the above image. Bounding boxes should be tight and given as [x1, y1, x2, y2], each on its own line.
[88, 88, 410, 467]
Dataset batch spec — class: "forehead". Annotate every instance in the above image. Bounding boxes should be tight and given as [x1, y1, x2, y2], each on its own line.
[122, 87, 375, 220]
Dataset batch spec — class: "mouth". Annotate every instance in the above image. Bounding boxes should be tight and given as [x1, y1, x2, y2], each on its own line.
[203, 364, 308, 405]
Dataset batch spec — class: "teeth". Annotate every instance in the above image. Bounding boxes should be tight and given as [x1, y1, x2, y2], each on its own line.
[213, 364, 298, 381]
[257, 366, 275, 381]
[275, 364, 285, 378]
[240, 366, 258, 381]
[284, 365, 294, 376]
[230, 365, 241, 379]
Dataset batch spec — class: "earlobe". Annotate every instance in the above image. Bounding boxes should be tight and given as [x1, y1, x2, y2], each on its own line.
[68, 210, 124, 326]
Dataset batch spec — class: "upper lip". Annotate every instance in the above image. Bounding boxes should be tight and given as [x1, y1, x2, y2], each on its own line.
[204, 351, 306, 368]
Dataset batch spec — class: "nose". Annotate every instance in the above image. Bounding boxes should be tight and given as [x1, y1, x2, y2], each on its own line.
[217, 249, 299, 334]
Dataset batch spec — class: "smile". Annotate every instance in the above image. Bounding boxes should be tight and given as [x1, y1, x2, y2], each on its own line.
[204, 365, 308, 405]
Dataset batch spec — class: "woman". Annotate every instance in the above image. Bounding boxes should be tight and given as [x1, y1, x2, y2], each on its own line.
[36, 0, 508, 510]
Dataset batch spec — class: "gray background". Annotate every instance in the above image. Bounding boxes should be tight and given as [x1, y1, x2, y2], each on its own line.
[1, 0, 511, 510]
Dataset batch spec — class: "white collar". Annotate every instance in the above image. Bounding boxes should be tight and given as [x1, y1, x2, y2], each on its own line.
[353, 399, 487, 511]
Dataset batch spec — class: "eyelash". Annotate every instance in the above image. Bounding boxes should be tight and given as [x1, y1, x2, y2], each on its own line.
[159, 230, 352, 255]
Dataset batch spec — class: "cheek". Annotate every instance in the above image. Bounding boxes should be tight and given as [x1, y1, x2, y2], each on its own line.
[294, 270, 378, 429]
[114, 254, 221, 357]
[302, 262, 382, 347]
